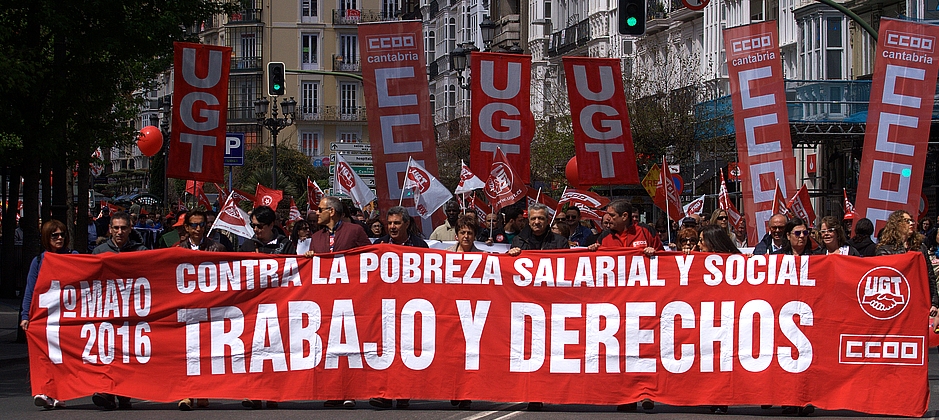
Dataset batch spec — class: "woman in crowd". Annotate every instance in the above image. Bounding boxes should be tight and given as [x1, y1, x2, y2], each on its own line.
[875, 210, 939, 318]
[21, 219, 77, 410]
[773, 217, 815, 256]
[448, 215, 481, 254]
[367, 216, 385, 238]
[919, 217, 934, 236]
[710, 209, 733, 240]
[551, 219, 575, 247]
[677, 227, 699, 254]
[697, 224, 740, 254]
[848, 217, 877, 257]
[813, 215, 859, 256]
[290, 220, 312, 254]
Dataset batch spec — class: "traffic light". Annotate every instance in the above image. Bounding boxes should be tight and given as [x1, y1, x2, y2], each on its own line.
[268, 62, 286, 96]
[618, 0, 646, 36]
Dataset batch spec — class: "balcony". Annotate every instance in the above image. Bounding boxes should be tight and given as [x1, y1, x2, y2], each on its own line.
[332, 9, 391, 25]
[231, 56, 262, 71]
[332, 55, 361, 73]
[229, 9, 261, 24]
[297, 106, 368, 122]
[548, 17, 591, 56]
[429, 55, 449, 79]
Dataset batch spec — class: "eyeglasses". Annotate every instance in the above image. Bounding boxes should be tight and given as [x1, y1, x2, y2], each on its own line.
[250, 223, 269, 229]
[769, 225, 785, 231]
[903, 218, 915, 225]
[820, 228, 836, 234]
[111, 225, 130, 231]
[318, 207, 331, 212]
[790, 230, 810, 237]
[716, 216, 728, 221]
[51, 232, 65, 239]
[565, 215, 577, 220]
[188, 222, 206, 229]
[680, 238, 698, 244]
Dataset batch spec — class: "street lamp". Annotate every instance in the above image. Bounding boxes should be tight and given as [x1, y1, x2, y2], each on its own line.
[479, 15, 496, 51]
[255, 96, 297, 190]
[160, 100, 171, 213]
[450, 42, 479, 90]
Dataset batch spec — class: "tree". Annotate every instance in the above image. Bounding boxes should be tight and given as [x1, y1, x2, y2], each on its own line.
[234, 145, 324, 210]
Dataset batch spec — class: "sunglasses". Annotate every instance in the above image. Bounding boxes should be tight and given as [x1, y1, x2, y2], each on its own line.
[790, 230, 810, 237]
[51, 232, 66, 239]
[188, 222, 206, 229]
[250, 223, 269, 229]
[820, 228, 835, 234]
[680, 238, 698, 244]
[565, 215, 577, 220]
[716, 216, 728, 221]
[903, 218, 915, 225]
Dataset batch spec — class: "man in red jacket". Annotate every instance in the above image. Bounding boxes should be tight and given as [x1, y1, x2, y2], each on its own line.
[304, 196, 371, 257]
[589, 199, 662, 256]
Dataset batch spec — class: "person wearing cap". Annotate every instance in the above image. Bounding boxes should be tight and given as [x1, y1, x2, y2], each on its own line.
[680, 216, 698, 231]
[157, 211, 188, 248]
[841, 212, 855, 237]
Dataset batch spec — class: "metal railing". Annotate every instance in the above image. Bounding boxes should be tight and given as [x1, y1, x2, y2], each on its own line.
[332, 9, 389, 25]
[230, 56, 262, 71]
[548, 17, 591, 56]
[229, 9, 261, 23]
[296, 106, 368, 122]
[332, 55, 361, 72]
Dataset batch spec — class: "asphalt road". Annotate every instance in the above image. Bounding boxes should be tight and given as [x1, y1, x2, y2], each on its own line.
[2, 353, 939, 420]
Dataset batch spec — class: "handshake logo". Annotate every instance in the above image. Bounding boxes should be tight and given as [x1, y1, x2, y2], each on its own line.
[857, 267, 910, 320]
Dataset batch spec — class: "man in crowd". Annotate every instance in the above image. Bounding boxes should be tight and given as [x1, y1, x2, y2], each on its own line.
[589, 200, 662, 256]
[375, 206, 428, 249]
[239, 206, 295, 255]
[477, 212, 502, 242]
[753, 213, 788, 254]
[91, 212, 146, 410]
[369, 205, 426, 409]
[496, 206, 525, 244]
[176, 210, 226, 252]
[429, 201, 461, 241]
[565, 206, 595, 246]
[157, 212, 187, 248]
[508, 204, 569, 257]
[304, 196, 370, 408]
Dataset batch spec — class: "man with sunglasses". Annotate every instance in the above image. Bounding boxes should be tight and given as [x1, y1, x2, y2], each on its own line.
[565, 206, 594, 246]
[753, 213, 788, 254]
[177, 210, 225, 252]
[239, 206, 296, 255]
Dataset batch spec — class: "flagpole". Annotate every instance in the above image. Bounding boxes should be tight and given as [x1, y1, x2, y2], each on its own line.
[663, 157, 673, 248]
[399, 158, 413, 206]
[550, 186, 568, 226]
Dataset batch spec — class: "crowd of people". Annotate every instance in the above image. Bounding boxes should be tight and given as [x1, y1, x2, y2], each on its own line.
[17, 194, 939, 413]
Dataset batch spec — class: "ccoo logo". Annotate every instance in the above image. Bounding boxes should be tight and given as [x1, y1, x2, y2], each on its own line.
[856, 266, 910, 320]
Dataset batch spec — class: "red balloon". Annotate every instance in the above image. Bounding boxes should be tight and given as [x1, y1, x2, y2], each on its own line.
[565, 156, 580, 187]
[137, 126, 163, 157]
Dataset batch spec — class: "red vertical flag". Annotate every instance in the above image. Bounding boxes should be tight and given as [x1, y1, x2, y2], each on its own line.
[307, 177, 325, 209]
[470, 52, 534, 184]
[253, 184, 283, 209]
[855, 18, 939, 232]
[787, 184, 817, 226]
[724, 22, 797, 243]
[772, 181, 793, 218]
[563, 57, 639, 185]
[718, 170, 744, 230]
[656, 157, 684, 222]
[168, 42, 230, 183]
[359, 22, 442, 237]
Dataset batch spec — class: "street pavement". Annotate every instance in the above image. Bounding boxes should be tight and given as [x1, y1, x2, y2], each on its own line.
[2, 297, 938, 419]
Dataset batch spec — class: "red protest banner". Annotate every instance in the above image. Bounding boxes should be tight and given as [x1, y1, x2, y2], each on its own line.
[724, 23, 797, 244]
[564, 57, 639, 185]
[470, 52, 534, 184]
[26, 247, 931, 417]
[855, 18, 939, 232]
[359, 22, 442, 237]
[167, 42, 231, 183]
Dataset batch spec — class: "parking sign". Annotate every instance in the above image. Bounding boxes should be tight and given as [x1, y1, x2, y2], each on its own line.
[224, 133, 244, 166]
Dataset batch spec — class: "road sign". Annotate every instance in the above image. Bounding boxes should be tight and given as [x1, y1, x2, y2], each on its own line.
[224, 133, 245, 166]
[681, 0, 709, 11]
[332, 176, 375, 187]
[330, 142, 371, 153]
[335, 153, 373, 164]
[329, 164, 374, 176]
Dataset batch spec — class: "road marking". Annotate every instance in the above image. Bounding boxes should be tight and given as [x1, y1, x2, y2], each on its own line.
[460, 402, 525, 420]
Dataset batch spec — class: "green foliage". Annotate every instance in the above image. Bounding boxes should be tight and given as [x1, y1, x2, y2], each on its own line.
[235, 144, 325, 209]
[531, 115, 575, 187]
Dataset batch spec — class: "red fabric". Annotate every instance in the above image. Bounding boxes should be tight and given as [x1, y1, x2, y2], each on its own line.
[253, 184, 283, 209]
[723, 23, 797, 244]
[558, 188, 610, 222]
[167, 42, 230, 183]
[484, 148, 526, 210]
[308, 221, 370, 253]
[855, 19, 939, 232]
[288, 198, 302, 222]
[656, 158, 684, 222]
[772, 181, 793, 218]
[843, 189, 857, 219]
[307, 177, 324, 209]
[232, 189, 255, 205]
[718, 170, 744, 230]
[599, 224, 664, 250]
[470, 52, 534, 184]
[358, 22, 443, 236]
[26, 247, 931, 417]
[787, 184, 816, 226]
[564, 56, 639, 185]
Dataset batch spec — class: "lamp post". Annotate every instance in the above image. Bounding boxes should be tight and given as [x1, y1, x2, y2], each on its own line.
[160, 100, 171, 213]
[479, 15, 496, 52]
[255, 96, 297, 190]
[450, 15, 498, 90]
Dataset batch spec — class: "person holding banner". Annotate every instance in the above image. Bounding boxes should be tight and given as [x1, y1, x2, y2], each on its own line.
[677, 228, 700, 254]
[375, 206, 428, 249]
[812, 216, 859, 256]
[875, 210, 939, 316]
[176, 210, 226, 252]
[697, 225, 741, 255]
[507, 204, 569, 258]
[771, 218, 815, 256]
[588, 200, 662, 256]
[564, 207, 595, 246]
[752, 214, 789, 255]
[239, 206, 296, 255]
[21, 219, 76, 410]
[304, 197, 371, 260]
[847, 218, 877, 257]
[448, 215, 482, 253]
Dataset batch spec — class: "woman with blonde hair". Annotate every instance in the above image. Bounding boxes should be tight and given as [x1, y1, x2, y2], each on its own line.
[875, 210, 939, 318]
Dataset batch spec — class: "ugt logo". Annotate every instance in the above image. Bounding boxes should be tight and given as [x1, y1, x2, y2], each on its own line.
[856, 266, 910, 320]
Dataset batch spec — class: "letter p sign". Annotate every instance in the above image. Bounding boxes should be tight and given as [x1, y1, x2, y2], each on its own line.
[224, 133, 245, 166]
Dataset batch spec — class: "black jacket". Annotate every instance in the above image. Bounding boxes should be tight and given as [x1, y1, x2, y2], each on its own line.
[239, 233, 296, 255]
[375, 234, 429, 248]
[511, 227, 569, 251]
[876, 243, 939, 308]
[752, 233, 782, 255]
[847, 236, 876, 257]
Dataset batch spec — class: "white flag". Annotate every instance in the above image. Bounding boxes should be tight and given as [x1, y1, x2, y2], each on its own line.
[402, 157, 453, 218]
[683, 194, 706, 217]
[209, 193, 255, 239]
[454, 159, 485, 194]
[333, 153, 377, 209]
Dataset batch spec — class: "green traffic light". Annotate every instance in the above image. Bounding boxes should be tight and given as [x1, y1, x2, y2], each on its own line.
[274, 84, 282, 90]
[627, 16, 637, 26]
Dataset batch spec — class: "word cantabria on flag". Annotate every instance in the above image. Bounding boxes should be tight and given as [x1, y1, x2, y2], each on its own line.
[26, 246, 931, 416]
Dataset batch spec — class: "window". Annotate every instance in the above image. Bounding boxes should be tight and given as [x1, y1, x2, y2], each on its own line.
[825, 17, 843, 79]
[301, 81, 319, 116]
[301, 33, 318, 69]
[339, 34, 358, 64]
[340, 83, 358, 118]
[381, 0, 398, 19]
[301, 0, 318, 22]
[446, 84, 456, 120]
[429, 94, 436, 120]
[239, 33, 257, 69]
[426, 30, 436, 63]
[340, 0, 357, 11]
[339, 131, 359, 143]
[299, 131, 322, 157]
[448, 18, 456, 52]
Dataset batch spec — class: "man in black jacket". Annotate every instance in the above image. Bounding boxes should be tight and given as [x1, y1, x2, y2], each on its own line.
[752, 213, 788, 254]
[239, 206, 296, 255]
[507, 203, 569, 255]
